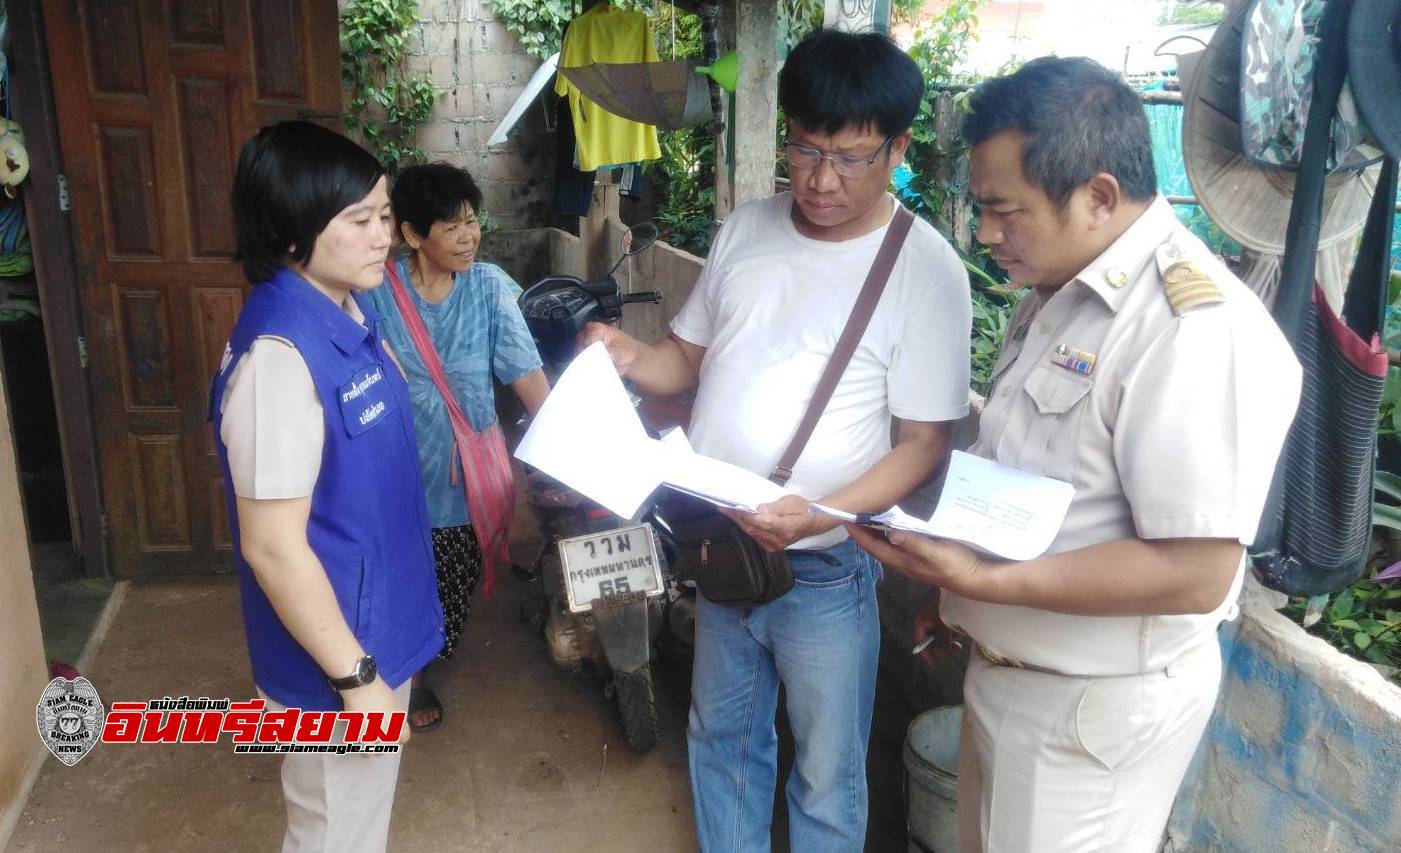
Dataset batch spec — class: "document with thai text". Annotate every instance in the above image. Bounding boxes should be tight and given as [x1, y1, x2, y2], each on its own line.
[811, 451, 1074, 561]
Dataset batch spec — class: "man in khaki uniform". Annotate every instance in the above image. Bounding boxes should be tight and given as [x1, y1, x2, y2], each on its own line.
[850, 58, 1302, 852]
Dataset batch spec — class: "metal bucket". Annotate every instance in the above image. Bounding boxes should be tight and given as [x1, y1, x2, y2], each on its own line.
[903, 705, 962, 853]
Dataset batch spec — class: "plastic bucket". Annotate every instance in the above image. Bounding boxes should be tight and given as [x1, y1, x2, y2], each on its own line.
[903, 705, 962, 853]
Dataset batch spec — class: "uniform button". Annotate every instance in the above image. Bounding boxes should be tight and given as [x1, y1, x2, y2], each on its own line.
[1000, 386, 1012, 397]
[1037, 320, 1050, 335]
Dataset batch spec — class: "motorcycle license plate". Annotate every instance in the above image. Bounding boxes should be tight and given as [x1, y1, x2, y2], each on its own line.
[557, 523, 664, 613]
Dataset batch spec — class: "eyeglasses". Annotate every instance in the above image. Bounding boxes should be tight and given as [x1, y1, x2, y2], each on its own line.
[783, 135, 894, 178]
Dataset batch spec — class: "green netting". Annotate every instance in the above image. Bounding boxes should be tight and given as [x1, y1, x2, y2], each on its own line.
[1142, 90, 1244, 259]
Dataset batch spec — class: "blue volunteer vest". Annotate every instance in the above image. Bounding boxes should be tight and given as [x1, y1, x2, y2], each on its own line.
[210, 268, 444, 711]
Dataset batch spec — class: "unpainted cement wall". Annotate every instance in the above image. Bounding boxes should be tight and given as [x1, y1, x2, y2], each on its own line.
[403, 0, 554, 229]
[1165, 581, 1401, 852]
[0, 351, 51, 849]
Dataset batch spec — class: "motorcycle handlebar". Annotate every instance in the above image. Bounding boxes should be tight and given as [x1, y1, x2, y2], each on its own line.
[621, 291, 663, 304]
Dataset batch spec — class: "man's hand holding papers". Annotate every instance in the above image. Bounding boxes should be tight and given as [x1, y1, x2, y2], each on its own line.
[812, 452, 1073, 561]
[515, 342, 802, 519]
[847, 524, 989, 599]
[831, 451, 1076, 599]
[720, 494, 838, 552]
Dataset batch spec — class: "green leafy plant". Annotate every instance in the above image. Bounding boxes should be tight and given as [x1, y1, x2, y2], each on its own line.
[778, 0, 825, 50]
[340, 0, 442, 170]
[1158, 2, 1225, 26]
[491, 0, 659, 61]
[904, 0, 983, 231]
[891, 0, 927, 25]
[1282, 470, 1401, 680]
[652, 125, 715, 256]
[490, 0, 583, 61]
[970, 288, 1018, 395]
[1289, 581, 1401, 672]
[898, 1, 1018, 389]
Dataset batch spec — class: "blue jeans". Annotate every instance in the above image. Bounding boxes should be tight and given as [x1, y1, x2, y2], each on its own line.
[687, 539, 881, 853]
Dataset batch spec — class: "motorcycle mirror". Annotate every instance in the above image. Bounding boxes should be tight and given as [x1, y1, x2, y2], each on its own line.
[603, 221, 661, 281]
[623, 222, 659, 256]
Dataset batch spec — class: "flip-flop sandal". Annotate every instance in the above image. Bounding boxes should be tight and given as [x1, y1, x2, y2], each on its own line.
[408, 686, 443, 732]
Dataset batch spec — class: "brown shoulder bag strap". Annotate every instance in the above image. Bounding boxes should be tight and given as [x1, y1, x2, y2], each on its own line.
[769, 205, 916, 486]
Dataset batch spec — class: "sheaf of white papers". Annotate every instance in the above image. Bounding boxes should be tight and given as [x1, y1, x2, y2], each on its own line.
[514, 342, 792, 518]
[811, 451, 1074, 561]
[654, 427, 790, 511]
[514, 342, 661, 518]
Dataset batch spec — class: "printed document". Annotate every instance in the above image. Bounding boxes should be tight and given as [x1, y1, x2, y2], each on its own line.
[811, 451, 1073, 561]
[515, 342, 791, 518]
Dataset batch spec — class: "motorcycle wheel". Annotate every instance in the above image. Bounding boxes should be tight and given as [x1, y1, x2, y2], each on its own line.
[613, 667, 660, 752]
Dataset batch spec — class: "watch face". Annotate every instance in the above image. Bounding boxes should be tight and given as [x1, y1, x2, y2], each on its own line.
[356, 655, 377, 684]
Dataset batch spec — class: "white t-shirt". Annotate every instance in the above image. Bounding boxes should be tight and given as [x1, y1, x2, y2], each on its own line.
[670, 193, 971, 549]
[219, 297, 369, 500]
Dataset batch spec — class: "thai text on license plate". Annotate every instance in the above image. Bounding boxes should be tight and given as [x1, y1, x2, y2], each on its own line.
[558, 523, 664, 613]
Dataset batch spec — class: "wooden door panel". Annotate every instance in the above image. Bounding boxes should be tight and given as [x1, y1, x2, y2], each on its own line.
[128, 433, 192, 550]
[85, 0, 148, 95]
[96, 126, 163, 257]
[250, 0, 307, 102]
[114, 286, 179, 410]
[175, 78, 238, 258]
[171, 0, 226, 46]
[44, 0, 342, 575]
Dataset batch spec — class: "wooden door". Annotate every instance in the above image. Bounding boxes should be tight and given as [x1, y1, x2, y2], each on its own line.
[43, 0, 342, 575]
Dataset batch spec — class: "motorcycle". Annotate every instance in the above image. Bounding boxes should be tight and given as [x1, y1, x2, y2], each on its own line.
[516, 222, 697, 751]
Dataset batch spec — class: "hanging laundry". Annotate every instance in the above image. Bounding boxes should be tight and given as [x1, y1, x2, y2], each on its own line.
[553, 95, 595, 217]
[553, 3, 661, 172]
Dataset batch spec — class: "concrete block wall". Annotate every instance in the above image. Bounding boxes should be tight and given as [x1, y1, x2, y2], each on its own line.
[1164, 580, 1401, 852]
[403, 0, 555, 229]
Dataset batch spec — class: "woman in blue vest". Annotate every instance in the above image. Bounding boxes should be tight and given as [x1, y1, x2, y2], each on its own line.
[213, 121, 444, 853]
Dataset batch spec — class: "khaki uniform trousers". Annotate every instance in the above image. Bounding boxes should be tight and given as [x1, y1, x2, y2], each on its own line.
[957, 640, 1221, 853]
[261, 681, 411, 853]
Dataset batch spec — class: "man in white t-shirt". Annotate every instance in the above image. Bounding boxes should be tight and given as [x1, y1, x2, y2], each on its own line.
[583, 30, 970, 852]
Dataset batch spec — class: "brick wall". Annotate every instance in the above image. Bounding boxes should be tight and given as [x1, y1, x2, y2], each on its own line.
[403, 0, 556, 229]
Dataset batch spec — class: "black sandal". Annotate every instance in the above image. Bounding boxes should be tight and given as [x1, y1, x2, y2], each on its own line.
[408, 685, 443, 732]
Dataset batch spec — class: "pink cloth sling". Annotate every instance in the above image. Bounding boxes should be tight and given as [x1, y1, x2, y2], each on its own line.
[384, 261, 515, 596]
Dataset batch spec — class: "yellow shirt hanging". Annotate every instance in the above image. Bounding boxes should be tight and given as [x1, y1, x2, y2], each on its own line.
[554, 4, 662, 171]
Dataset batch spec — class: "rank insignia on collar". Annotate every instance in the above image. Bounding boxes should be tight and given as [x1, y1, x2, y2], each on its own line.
[1012, 321, 1030, 342]
[1051, 344, 1096, 376]
[1162, 260, 1224, 316]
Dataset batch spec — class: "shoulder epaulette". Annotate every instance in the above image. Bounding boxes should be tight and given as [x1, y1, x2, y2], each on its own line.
[1156, 241, 1225, 316]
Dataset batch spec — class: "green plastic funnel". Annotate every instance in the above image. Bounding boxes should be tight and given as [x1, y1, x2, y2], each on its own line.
[695, 51, 739, 93]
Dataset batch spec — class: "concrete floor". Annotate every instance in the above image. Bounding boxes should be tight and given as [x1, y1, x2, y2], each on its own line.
[9, 566, 700, 853]
[10, 473, 913, 852]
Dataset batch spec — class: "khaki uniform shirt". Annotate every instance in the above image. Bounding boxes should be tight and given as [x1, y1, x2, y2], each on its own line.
[942, 198, 1302, 676]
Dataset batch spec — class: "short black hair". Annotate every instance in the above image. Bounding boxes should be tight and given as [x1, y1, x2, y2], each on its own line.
[391, 162, 484, 240]
[778, 29, 923, 139]
[231, 121, 384, 284]
[962, 57, 1157, 207]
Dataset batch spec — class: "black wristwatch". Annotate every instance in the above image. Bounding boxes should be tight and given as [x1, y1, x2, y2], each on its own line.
[328, 654, 377, 692]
